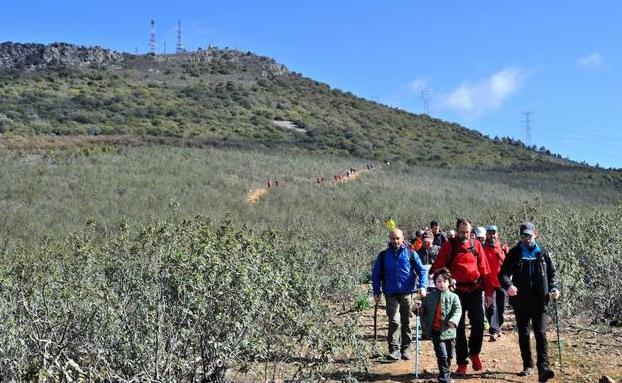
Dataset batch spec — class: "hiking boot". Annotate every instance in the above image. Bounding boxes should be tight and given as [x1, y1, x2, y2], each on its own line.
[489, 333, 499, 342]
[455, 363, 467, 375]
[470, 354, 483, 371]
[386, 349, 401, 361]
[519, 367, 534, 376]
[401, 350, 411, 360]
[538, 369, 555, 382]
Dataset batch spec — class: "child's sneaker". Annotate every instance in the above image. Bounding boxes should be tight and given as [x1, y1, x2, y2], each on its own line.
[470, 354, 483, 371]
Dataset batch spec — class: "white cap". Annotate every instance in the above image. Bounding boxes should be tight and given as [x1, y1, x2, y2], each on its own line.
[476, 226, 486, 238]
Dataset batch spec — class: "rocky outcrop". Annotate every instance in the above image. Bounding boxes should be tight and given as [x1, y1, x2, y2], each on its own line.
[0, 42, 123, 70]
[184, 47, 288, 76]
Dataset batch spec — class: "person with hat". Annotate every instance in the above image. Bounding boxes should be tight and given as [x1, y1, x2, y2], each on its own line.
[475, 227, 486, 245]
[483, 225, 506, 341]
[372, 228, 428, 361]
[499, 222, 560, 382]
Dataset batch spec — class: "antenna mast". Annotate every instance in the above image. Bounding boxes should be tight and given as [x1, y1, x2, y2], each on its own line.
[149, 20, 157, 53]
[176, 20, 186, 53]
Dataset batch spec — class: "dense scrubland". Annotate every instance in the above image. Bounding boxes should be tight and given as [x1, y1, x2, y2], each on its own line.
[1, 145, 621, 381]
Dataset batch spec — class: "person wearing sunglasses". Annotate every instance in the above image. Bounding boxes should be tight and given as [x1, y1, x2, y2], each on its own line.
[499, 222, 560, 382]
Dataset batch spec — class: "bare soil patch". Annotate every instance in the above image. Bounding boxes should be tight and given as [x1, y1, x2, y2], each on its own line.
[247, 188, 268, 204]
[359, 304, 622, 383]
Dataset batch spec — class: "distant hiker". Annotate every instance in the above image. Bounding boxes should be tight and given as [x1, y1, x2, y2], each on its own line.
[475, 227, 486, 245]
[275, 179, 280, 187]
[499, 222, 560, 382]
[372, 228, 428, 361]
[417, 230, 439, 266]
[420, 267, 462, 383]
[482, 225, 506, 341]
[346, 171, 350, 177]
[431, 221, 448, 247]
[316, 177, 321, 184]
[430, 218, 493, 375]
[366, 164, 370, 170]
[267, 178, 272, 188]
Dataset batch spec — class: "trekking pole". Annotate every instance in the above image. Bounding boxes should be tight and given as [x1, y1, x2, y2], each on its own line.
[554, 298, 563, 372]
[412, 292, 421, 379]
[414, 313, 420, 378]
[373, 301, 379, 344]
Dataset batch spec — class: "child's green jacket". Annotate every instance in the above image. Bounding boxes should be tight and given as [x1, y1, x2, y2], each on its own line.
[421, 289, 462, 340]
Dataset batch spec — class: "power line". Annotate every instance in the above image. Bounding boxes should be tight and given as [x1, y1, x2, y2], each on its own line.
[421, 89, 431, 114]
[522, 111, 532, 146]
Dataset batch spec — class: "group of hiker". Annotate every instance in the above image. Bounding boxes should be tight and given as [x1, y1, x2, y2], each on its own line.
[371, 218, 560, 383]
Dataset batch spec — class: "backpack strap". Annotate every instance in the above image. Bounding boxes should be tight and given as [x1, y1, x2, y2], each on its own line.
[447, 238, 478, 269]
[468, 239, 478, 259]
[378, 249, 387, 279]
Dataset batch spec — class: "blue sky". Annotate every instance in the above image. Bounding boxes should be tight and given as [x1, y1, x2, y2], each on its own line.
[2, 1, 621, 168]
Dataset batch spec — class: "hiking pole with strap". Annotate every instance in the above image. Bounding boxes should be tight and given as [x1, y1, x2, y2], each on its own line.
[554, 298, 563, 372]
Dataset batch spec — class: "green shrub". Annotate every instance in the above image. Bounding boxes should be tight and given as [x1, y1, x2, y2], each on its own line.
[0, 218, 364, 382]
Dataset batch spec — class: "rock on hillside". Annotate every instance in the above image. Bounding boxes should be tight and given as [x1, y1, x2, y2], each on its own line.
[0, 42, 288, 77]
[0, 42, 123, 70]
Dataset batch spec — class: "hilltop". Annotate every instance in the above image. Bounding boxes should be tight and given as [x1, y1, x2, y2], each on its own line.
[0, 42, 620, 184]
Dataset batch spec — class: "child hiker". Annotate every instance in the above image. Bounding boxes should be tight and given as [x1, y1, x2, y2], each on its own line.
[420, 267, 462, 383]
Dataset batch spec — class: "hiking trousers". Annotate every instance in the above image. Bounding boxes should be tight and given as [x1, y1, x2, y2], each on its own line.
[455, 290, 485, 365]
[431, 330, 454, 383]
[486, 288, 506, 335]
[385, 293, 413, 352]
[513, 298, 550, 373]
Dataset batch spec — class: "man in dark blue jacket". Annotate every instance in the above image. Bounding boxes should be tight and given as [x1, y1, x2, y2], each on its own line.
[372, 228, 428, 361]
[499, 222, 560, 382]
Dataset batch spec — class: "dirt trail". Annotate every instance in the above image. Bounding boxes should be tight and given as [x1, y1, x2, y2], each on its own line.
[246, 188, 268, 204]
[360, 304, 621, 383]
[335, 170, 366, 184]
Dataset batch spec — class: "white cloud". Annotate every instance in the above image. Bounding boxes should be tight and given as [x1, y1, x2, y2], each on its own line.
[443, 68, 525, 116]
[577, 52, 604, 69]
[408, 77, 429, 93]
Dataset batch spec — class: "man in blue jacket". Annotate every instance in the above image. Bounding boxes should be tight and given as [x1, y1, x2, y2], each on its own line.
[372, 228, 428, 361]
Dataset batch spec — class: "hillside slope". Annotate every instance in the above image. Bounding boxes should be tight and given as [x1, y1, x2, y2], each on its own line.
[0, 42, 616, 175]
